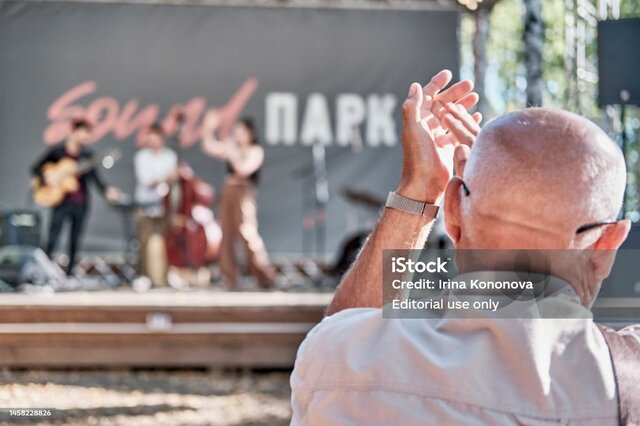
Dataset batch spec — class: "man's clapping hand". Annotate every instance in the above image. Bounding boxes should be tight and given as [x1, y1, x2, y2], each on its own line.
[327, 71, 485, 316]
[397, 70, 482, 203]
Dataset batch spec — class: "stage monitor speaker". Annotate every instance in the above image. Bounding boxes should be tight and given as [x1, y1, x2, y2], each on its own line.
[0, 210, 41, 247]
[598, 18, 640, 106]
[0, 245, 65, 289]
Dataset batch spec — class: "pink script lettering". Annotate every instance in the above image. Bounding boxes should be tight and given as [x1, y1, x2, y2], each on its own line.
[44, 78, 259, 147]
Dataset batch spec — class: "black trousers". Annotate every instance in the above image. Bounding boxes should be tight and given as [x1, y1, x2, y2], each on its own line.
[46, 203, 88, 274]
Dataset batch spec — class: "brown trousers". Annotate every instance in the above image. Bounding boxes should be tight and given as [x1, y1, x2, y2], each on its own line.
[137, 214, 169, 286]
[218, 180, 275, 288]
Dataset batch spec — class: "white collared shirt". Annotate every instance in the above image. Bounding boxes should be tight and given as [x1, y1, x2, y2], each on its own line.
[134, 147, 177, 215]
[291, 276, 617, 425]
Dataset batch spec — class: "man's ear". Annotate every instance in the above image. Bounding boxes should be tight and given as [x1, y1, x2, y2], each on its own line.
[592, 219, 631, 250]
[444, 177, 463, 245]
[590, 219, 631, 281]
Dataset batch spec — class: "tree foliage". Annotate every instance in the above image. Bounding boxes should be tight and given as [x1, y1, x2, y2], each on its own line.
[461, 0, 640, 218]
[462, 0, 639, 119]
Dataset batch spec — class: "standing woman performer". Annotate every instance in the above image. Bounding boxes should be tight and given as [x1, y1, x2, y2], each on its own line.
[201, 112, 276, 289]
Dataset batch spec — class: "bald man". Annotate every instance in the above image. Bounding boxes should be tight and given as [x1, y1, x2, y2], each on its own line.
[290, 70, 635, 425]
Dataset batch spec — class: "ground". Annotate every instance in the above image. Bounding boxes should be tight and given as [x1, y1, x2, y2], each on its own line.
[0, 369, 292, 425]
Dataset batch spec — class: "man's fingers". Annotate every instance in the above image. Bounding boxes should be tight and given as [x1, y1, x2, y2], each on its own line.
[431, 92, 479, 123]
[455, 92, 480, 110]
[422, 70, 453, 98]
[428, 92, 479, 135]
[443, 113, 475, 147]
[435, 79, 474, 106]
[402, 82, 423, 124]
[445, 103, 481, 135]
[431, 84, 475, 118]
[472, 112, 483, 124]
[453, 144, 471, 178]
[423, 94, 440, 132]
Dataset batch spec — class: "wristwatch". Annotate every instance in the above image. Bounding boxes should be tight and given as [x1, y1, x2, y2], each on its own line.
[385, 191, 439, 218]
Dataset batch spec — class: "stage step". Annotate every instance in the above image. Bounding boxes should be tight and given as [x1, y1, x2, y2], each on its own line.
[0, 291, 331, 368]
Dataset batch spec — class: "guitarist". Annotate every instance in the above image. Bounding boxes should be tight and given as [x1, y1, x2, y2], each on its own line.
[31, 118, 120, 275]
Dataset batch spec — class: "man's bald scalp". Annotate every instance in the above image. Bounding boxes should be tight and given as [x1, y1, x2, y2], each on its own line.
[461, 108, 625, 238]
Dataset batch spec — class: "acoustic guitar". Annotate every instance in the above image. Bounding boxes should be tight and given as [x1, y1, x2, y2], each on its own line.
[31, 149, 121, 208]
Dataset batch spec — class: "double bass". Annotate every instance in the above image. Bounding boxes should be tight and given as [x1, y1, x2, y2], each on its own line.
[164, 113, 221, 268]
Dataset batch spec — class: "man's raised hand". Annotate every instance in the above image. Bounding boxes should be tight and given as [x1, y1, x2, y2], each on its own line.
[397, 70, 479, 203]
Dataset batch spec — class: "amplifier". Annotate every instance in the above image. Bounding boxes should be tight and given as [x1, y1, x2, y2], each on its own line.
[0, 210, 42, 247]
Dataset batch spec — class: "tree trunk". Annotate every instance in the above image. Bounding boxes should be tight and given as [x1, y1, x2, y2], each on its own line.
[473, 7, 490, 117]
[523, 0, 544, 107]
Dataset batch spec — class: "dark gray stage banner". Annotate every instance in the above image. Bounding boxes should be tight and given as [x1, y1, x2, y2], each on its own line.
[0, 1, 458, 257]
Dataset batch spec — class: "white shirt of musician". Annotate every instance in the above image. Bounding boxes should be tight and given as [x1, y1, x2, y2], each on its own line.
[290, 274, 618, 425]
[134, 147, 177, 216]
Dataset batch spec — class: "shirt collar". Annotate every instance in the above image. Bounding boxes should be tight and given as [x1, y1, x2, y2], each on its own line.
[442, 271, 590, 319]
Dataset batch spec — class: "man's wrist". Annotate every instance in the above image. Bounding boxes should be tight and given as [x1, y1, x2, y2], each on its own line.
[386, 191, 440, 218]
[395, 179, 444, 205]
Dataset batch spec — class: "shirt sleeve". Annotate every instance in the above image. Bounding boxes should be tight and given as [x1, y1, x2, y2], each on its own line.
[87, 168, 108, 194]
[84, 150, 108, 194]
[290, 308, 384, 424]
[290, 314, 347, 424]
[290, 325, 313, 425]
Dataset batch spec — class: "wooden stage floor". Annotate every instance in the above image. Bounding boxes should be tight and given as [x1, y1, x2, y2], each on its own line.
[0, 289, 636, 369]
[0, 290, 333, 369]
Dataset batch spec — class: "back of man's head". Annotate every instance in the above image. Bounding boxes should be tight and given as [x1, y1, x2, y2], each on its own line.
[445, 108, 631, 306]
[443, 108, 630, 304]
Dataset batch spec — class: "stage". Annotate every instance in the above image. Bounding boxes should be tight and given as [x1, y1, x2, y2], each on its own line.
[0, 286, 637, 369]
[0, 289, 332, 369]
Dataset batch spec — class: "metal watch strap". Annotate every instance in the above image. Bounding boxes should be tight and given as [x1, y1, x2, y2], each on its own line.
[385, 191, 439, 218]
